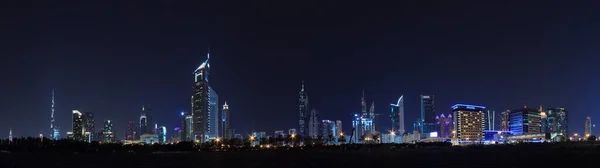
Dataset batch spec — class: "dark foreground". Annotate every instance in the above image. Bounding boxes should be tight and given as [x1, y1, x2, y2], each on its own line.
[2, 144, 599, 168]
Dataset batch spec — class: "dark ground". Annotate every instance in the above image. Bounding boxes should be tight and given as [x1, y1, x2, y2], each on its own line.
[1, 145, 598, 167]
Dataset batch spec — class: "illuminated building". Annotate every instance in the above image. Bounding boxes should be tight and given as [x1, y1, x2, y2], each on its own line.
[499, 110, 510, 131]
[361, 90, 367, 117]
[546, 107, 569, 137]
[335, 120, 342, 138]
[125, 120, 136, 141]
[140, 134, 159, 144]
[158, 126, 167, 144]
[298, 81, 309, 137]
[308, 109, 319, 138]
[222, 102, 231, 139]
[320, 120, 336, 138]
[436, 114, 452, 139]
[9, 128, 12, 143]
[50, 89, 60, 140]
[172, 127, 181, 143]
[192, 52, 211, 142]
[452, 104, 486, 143]
[420, 95, 436, 134]
[208, 87, 219, 139]
[585, 117, 591, 138]
[390, 95, 405, 134]
[102, 120, 114, 143]
[540, 105, 550, 133]
[71, 110, 85, 141]
[510, 107, 541, 135]
[274, 130, 285, 137]
[371, 102, 379, 132]
[486, 110, 495, 131]
[83, 112, 98, 142]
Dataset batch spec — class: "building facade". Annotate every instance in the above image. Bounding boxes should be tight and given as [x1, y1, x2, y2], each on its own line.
[192, 53, 211, 143]
[509, 107, 541, 135]
[298, 81, 309, 137]
[585, 116, 592, 137]
[84, 112, 94, 141]
[102, 120, 115, 143]
[452, 104, 485, 143]
[71, 110, 85, 141]
[208, 86, 219, 139]
[222, 102, 231, 139]
[390, 95, 405, 134]
[546, 107, 569, 137]
[308, 109, 319, 138]
[421, 95, 436, 134]
[436, 114, 452, 139]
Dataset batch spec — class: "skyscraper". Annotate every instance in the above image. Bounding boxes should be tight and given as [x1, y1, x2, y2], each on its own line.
[222, 102, 231, 139]
[192, 52, 211, 142]
[308, 109, 319, 138]
[158, 126, 167, 144]
[452, 104, 485, 143]
[509, 107, 541, 135]
[390, 96, 405, 134]
[298, 81, 309, 137]
[361, 90, 367, 117]
[141, 105, 153, 134]
[546, 107, 569, 137]
[84, 112, 95, 141]
[420, 95, 436, 134]
[140, 108, 147, 139]
[71, 110, 85, 141]
[370, 102, 378, 131]
[209, 86, 219, 139]
[180, 112, 194, 141]
[50, 89, 60, 140]
[585, 116, 592, 137]
[335, 120, 342, 138]
[125, 120, 136, 141]
[320, 120, 336, 138]
[103, 120, 114, 143]
[8, 128, 12, 143]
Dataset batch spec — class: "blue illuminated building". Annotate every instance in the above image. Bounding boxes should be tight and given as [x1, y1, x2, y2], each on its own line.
[510, 107, 542, 135]
[420, 95, 436, 134]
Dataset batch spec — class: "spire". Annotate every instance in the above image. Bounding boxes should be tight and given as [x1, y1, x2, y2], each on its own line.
[539, 104, 543, 112]
[361, 90, 365, 105]
[8, 128, 12, 142]
[207, 44, 211, 59]
[370, 101, 375, 109]
[301, 81, 305, 91]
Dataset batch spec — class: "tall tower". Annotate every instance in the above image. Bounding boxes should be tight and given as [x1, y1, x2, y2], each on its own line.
[140, 106, 148, 137]
[50, 89, 60, 140]
[208, 87, 219, 138]
[370, 102, 377, 131]
[390, 96, 405, 134]
[361, 90, 367, 117]
[308, 109, 319, 138]
[192, 51, 211, 142]
[71, 110, 85, 141]
[298, 81, 309, 137]
[9, 128, 12, 142]
[420, 95, 436, 133]
[222, 102, 231, 139]
[585, 116, 592, 137]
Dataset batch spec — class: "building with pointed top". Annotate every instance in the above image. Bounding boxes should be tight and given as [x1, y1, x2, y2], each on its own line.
[192, 52, 211, 143]
[585, 116, 592, 138]
[308, 109, 319, 138]
[361, 90, 367, 117]
[222, 102, 231, 140]
[298, 81, 309, 137]
[50, 89, 60, 140]
[390, 96, 405, 134]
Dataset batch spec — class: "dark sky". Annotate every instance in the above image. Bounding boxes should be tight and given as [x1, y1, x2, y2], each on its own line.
[2, 1, 600, 139]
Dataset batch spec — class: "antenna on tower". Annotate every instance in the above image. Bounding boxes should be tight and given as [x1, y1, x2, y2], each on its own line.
[207, 44, 211, 59]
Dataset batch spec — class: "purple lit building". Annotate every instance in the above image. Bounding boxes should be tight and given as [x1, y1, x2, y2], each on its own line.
[436, 114, 453, 139]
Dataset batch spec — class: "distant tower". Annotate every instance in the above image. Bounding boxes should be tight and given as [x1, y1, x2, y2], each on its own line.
[222, 102, 231, 139]
[298, 81, 309, 137]
[420, 95, 436, 134]
[308, 109, 319, 138]
[499, 110, 510, 131]
[9, 128, 12, 142]
[361, 90, 367, 117]
[50, 89, 60, 140]
[192, 50, 211, 143]
[370, 102, 377, 131]
[585, 117, 592, 137]
[486, 110, 495, 131]
[390, 96, 405, 134]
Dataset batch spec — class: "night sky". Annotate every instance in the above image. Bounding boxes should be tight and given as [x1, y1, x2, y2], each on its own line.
[2, 1, 600, 139]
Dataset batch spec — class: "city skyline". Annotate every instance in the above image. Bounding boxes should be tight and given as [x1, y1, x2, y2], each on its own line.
[2, 1, 599, 139]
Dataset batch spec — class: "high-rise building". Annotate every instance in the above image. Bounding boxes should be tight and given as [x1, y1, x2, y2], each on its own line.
[509, 107, 541, 135]
[320, 120, 336, 137]
[585, 117, 592, 138]
[288, 128, 297, 136]
[8, 128, 12, 142]
[222, 102, 231, 139]
[352, 114, 362, 143]
[486, 110, 496, 131]
[361, 90, 367, 117]
[102, 120, 115, 143]
[208, 87, 219, 139]
[546, 107, 569, 137]
[158, 126, 167, 144]
[420, 95, 436, 134]
[370, 102, 379, 131]
[50, 89, 60, 140]
[452, 104, 485, 143]
[125, 120, 136, 141]
[140, 105, 153, 134]
[298, 81, 309, 137]
[540, 105, 550, 133]
[335, 120, 342, 138]
[84, 112, 94, 141]
[308, 109, 319, 138]
[71, 110, 85, 141]
[192, 52, 211, 143]
[436, 114, 453, 139]
[390, 96, 405, 134]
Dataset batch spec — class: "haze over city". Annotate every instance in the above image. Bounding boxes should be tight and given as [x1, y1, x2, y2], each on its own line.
[2, 1, 600, 139]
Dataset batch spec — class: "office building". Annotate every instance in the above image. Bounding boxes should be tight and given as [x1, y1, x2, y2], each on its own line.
[335, 120, 342, 137]
[452, 104, 486, 142]
[274, 130, 285, 138]
[540, 105, 550, 133]
[158, 126, 167, 144]
[288, 128, 297, 136]
[321, 120, 336, 137]
[546, 107, 569, 137]
[509, 107, 541, 135]
[84, 112, 94, 141]
[222, 102, 231, 139]
[308, 109, 319, 138]
[71, 110, 85, 141]
[298, 81, 309, 137]
[585, 117, 592, 138]
[192, 52, 211, 142]
[209, 86, 219, 139]
[420, 95, 436, 134]
[102, 120, 115, 143]
[390, 95, 405, 134]
[125, 120, 136, 141]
